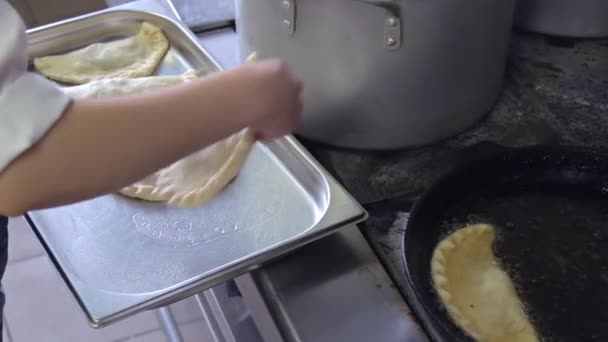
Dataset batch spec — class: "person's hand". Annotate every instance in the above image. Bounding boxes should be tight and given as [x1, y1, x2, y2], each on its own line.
[227, 59, 303, 141]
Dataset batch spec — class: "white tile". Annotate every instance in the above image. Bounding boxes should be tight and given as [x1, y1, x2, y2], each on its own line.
[4, 256, 161, 342]
[3, 318, 10, 342]
[179, 320, 214, 342]
[168, 296, 204, 324]
[7, 216, 45, 263]
[116, 329, 166, 342]
[119, 320, 212, 342]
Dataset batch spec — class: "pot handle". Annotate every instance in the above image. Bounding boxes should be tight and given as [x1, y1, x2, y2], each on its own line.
[353, 0, 402, 50]
[280, 0, 401, 50]
[280, 0, 297, 35]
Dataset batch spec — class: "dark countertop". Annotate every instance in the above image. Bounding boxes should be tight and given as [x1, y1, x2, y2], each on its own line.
[302, 31, 608, 206]
[299, 29, 608, 336]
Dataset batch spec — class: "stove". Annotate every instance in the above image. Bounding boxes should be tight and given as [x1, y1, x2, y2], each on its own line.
[300, 30, 608, 340]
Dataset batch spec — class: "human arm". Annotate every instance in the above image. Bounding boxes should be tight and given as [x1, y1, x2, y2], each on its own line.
[0, 65, 301, 216]
[0, 1, 302, 216]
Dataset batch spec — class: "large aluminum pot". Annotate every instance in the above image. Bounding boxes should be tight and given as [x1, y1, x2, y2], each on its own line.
[236, 0, 515, 149]
[515, 0, 608, 38]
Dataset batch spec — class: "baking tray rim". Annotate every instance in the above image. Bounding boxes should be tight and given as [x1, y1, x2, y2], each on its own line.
[24, 7, 368, 328]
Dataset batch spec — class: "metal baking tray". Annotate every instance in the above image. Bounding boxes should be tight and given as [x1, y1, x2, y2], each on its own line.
[25, 6, 366, 328]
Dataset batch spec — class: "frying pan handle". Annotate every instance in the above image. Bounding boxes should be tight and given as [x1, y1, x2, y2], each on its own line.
[352, 0, 402, 50]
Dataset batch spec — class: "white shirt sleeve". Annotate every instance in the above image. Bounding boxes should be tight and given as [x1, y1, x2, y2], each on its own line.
[0, 1, 71, 172]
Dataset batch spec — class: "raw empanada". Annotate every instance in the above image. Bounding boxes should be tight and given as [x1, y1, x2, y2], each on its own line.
[59, 70, 254, 208]
[431, 224, 539, 342]
[119, 53, 259, 207]
[61, 70, 198, 98]
[120, 128, 255, 207]
[34, 22, 169, 84]
[61, 52, 259, 208]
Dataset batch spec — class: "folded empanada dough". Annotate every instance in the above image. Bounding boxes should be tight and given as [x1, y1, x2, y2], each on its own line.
[61, 71, 254, 208]
[119, 53, 257, 207]
[120, 129, 255, 207]
[61, 70, 198, 98]
[431, 224, 539, 342]
[34, 22, 169, 84]
[61, 56, 257, 208]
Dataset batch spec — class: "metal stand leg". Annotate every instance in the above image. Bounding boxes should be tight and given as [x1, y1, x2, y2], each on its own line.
[157, 307, 184, 342]
[195, 289, 237, 342]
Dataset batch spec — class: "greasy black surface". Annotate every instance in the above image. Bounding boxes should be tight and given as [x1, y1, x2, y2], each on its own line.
[301, 33, 608, 205]
[403, 146, 608, 342]
[299, 29, 608, 341]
